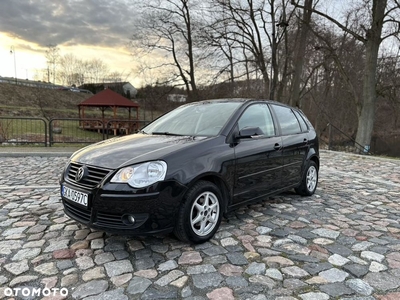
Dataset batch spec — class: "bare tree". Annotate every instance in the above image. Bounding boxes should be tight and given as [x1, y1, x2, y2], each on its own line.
[310, 32, 363, 136]
[58, 54, 82, 86]
[203, 0, 295, 99]
[86, 59, 109, 83]
[292, 0, 400, 152]
[376, 49, 400, 130]
[58, 54, 122, 86]
[131, 0, 201, 101]
[45, 44, 60, 84]
[213, 0, 270, 96]
[198, 6, 239, 94]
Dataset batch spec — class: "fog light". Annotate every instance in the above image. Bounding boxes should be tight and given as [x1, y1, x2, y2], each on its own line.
[122, 214, 136, 225]
[128, 215, 135, 224]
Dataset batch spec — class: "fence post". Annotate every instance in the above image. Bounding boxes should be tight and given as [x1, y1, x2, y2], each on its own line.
[49, 119, 53, 147]
[101, 119, 108, 141]
[44, 119, 48, 147]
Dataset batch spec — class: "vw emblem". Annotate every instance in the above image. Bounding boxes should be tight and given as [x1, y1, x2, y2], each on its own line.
[75, 166, 87, 182]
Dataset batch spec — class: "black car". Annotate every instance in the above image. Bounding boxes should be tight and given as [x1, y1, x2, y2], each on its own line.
[60, 99, 319, 243]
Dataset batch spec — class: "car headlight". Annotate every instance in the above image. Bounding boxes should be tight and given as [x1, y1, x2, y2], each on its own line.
[110, 161, 167, 188]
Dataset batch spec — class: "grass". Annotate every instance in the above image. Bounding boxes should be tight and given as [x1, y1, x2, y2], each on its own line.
[0, 118, 47, 142]
[50, 120, 104, 145]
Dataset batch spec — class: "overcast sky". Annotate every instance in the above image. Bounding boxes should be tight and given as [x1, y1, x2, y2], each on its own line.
[0, 0, 350, 87]
[0, 0, 140, 85]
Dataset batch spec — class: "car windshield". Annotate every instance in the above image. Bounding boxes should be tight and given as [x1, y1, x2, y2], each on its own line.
[142, 102, 241, 137]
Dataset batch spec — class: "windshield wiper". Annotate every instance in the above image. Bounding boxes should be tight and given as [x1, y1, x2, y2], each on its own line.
[151, 132, 184, 136]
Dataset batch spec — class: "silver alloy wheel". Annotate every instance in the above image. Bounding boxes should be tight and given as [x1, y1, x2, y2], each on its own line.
[306, 165, 317, 192]
[190, 191, 220, 236]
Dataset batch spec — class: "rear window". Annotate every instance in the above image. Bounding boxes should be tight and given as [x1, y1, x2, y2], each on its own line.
[293, 110, 309, 132]
[271, 105, 302, 135]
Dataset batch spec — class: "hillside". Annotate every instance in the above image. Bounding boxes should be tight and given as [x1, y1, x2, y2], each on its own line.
[0, 82, 92, 119]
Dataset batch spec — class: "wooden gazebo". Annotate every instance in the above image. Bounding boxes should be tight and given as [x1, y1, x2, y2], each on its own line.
[78, 88, 140, 135]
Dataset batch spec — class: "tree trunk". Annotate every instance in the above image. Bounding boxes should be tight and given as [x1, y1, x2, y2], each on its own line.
[355, 0, 386, 153]
[355, 40, 381, 152]
[183, 0, 199, 102]
[277, 4, 290, 103]
[229, 47, 235, 95]
[269, 0, 277, 100]
[270, 36, 279, 100]
[290, 0, 312, 108]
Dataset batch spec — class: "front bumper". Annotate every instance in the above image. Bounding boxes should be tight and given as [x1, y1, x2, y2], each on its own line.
[61, 180, 188, 235]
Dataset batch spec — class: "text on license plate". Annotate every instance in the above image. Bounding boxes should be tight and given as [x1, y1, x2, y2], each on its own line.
[62, 186, 88, 207]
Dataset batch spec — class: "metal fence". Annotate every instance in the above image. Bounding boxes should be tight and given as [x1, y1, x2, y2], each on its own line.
[0, 117, 150, 147]
[0, 117, 47, 147]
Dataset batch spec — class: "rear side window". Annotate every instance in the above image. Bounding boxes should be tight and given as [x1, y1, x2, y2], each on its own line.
[272, 105, 301, 135]
[293, 110, 309, 132]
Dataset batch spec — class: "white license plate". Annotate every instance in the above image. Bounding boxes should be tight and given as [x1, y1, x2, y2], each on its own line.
[62, 186, 88, 207]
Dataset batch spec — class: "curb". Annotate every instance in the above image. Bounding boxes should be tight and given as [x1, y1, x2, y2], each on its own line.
[0, 152, 74, 157]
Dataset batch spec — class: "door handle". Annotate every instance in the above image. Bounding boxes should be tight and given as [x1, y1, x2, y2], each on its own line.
[274, 143, 281, 150]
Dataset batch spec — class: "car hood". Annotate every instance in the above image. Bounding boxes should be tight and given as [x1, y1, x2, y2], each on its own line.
[70, 133, 206, 169]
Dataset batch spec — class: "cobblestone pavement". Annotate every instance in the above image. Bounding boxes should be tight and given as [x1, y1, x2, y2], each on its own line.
[0, 150, 400, 300]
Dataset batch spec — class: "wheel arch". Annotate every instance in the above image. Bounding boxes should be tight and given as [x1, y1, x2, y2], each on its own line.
[309, 154, 320, 170]
[186, 174, 231, 214]
[306, 147, 320, 170]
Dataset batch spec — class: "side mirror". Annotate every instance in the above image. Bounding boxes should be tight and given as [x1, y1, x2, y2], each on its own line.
[238, 126, 264, 139]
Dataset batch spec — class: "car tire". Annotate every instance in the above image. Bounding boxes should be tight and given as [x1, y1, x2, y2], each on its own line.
[174, 181, 223, 243]
[295, 160, 318, 196]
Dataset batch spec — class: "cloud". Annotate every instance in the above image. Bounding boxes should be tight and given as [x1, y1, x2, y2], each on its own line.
[0, 0, 136, 48]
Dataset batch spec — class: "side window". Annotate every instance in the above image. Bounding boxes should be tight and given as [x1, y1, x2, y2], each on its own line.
[272, 105, 302, 135]
[293, 110, 309, 132]
[238, 104, 275, 137]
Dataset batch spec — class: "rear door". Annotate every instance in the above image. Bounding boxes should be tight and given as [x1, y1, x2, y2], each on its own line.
[270, 104, 310, 186]
[232, 103, 283, 206]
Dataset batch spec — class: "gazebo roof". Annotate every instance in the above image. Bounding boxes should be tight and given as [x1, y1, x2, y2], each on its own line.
[78, 88, 139, 107]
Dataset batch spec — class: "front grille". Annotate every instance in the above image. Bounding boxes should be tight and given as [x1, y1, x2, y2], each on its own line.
[96, 211, 124, 228]
[64, 200, 91, 223]
[67, 162, 111, 188]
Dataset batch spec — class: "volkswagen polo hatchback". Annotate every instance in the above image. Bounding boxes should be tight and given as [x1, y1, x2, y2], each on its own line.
[60, 99, 319, 243]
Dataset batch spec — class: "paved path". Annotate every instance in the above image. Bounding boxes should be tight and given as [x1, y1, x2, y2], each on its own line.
[0, 151, 400, 300]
